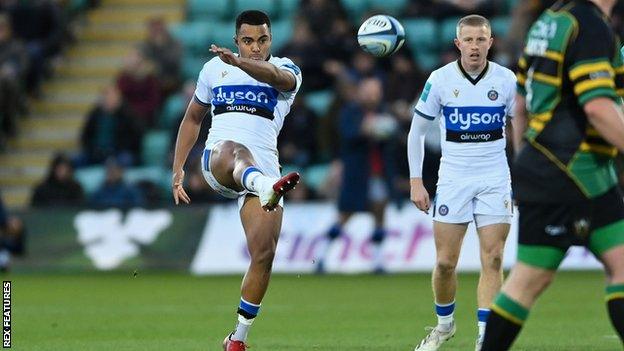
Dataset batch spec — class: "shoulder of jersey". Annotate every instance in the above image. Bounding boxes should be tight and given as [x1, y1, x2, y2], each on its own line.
[428, 62, 454, 82]
[203, 56, 222, 70]
[490, 61, 516, 80]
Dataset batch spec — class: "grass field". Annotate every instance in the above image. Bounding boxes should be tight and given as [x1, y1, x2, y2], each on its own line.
[15, 271, 621, 350]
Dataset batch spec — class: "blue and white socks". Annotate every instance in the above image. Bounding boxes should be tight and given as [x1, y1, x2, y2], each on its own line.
[435, 301, 455, 332]
[477, 308, 490, 339]
[241, 166, 274, 194]
[232, 298, 261, 342]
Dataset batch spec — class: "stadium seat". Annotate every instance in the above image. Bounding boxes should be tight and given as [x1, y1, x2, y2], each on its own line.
[304, 163, 330, 192]
[403, 18, 437, 51]
[75, 166, 106, 195]
[169, 21, 211, 55]
[414, 51, 440, 71]
[187, 0, 230, 21]
[211, 21, 237, 51]
[440, 17, 461, 43]
[368, 0, 408, 16]
[270, 19, 293, 53]
[159, 94, 186, 129]
[341, 0, 369, 23]
[181, 54, 206, 81]
[125, 166, 168, 187]
[278, 0, 300, 20]
[235, 0, 278, 18]
[142, 130, 171, 167]
[504, 0, 518, 15]
[491, 17, 511, 38]
[304, 90, 334, 117]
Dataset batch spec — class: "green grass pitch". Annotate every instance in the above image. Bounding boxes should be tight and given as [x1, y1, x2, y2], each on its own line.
[15, 271, 621, 350]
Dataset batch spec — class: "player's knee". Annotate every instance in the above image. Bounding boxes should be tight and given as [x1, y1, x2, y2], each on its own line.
[250, 243, 277, 271]
[482, 248, 504, 272]
[435, 259, 457, 276]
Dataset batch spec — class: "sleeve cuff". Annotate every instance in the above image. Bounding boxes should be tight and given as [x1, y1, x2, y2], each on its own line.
[194, 95, 210, 107]
[414, 109, 436, 121]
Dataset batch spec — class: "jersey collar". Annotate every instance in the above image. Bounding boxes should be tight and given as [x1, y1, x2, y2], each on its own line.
[456, 59, 489, 85]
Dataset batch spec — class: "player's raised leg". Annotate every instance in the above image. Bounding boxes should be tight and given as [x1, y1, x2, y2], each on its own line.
[210, 140, 299, 211]
[475, 221, 509, 351]
[414, 221, 467, 351]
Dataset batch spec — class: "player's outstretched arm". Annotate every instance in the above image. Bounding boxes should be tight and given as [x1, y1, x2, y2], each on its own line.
[584, 97, 624, 153]
[512, 94, 528, 156]
[172, 99, 208, 205]
[407, 112, 433, 213]
[210, 44, 296, 91]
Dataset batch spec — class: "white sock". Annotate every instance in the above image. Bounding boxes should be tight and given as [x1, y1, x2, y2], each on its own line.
[241, 167, 272, 193]
[478, 321, 486, 338]
[437, 313, 454, 332]
[371, 243, 383, 269]
[231, 314, 254, 342]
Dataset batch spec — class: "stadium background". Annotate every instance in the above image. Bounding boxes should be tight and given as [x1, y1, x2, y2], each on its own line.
[2, 1, 624, 349]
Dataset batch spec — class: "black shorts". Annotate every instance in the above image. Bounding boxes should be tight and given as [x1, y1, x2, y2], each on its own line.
[517, 187, 624, 269]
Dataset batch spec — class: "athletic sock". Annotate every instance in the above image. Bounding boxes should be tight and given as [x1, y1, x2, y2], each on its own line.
[477, 308, 490, 338]
[435, 301, 455, 332]
[232, 298, 261, 342]
[241, 166, 271, 193]
[606, 284, 624, 341]
[481, 293, 528, 351]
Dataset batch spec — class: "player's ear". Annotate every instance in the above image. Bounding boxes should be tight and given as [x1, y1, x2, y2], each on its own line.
[233, 36, 238, 45]
[454, 38, 460, 51]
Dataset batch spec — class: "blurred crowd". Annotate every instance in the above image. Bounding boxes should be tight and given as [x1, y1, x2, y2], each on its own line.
[4, 0, 624, 210]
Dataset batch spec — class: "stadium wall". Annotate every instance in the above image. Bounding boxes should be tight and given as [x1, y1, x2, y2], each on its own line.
[16, 203, 602, 273]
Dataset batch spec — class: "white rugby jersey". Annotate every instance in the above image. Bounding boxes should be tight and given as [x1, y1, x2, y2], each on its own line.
[415, 60, 516, 180]
[194, 55, 303, 151]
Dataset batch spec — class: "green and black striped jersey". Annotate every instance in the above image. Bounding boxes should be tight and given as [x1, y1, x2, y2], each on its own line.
[514, 0, 624, 203]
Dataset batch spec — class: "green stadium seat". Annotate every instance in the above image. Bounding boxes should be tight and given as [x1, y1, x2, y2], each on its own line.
[414, 51, 440, 71]
[159, 94, 186, 129]
[142, 130, 171, 167]
[75, 166, 106, 195]
[211, 21, 237, 51]
[440, 17, 461, 43]
[491, 17, 511, 38]
[278, 0, 300, 20]
[304, 90, 334, 117]
[270, 19, 293, 53]
[169, 21, 211, 55]
[368, 0, 408, 16]
[235, 0, 278, 18]
[504, 0, 518, 15]
[403, 18, 437, 50]
[125, 166, 168, 186]
[341, 0, 369, 23]
[304, 163, 330, 192]
[187, 0, 230, 20]
[181, 55, 206, 81]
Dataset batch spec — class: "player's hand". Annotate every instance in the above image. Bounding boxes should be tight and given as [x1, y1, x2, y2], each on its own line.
[210, 44, 241, 67]
[172, 170, 191, 205]
[410, 178, 430, 214]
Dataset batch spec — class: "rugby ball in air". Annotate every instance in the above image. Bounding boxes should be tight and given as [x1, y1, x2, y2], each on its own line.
[357, 15, 405, 57]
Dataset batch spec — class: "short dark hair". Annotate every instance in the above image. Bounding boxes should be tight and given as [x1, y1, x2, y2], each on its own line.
[235, 10, 271, 34]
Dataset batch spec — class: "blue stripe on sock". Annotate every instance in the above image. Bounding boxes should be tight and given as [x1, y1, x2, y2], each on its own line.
[241, 167, 262, 191]
[435, 301, 455, 316]
[239, 298, 261, 317]
[477, 308, 490, 322]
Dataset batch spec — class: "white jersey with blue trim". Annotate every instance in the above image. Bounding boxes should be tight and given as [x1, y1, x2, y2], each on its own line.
[415, 60, 516, 181]
[193, 55, 303, 152]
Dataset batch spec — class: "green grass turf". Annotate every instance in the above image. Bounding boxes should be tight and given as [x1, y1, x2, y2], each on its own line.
[13, 271, 621, 350]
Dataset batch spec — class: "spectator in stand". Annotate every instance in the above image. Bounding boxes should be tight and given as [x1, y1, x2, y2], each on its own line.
[79, 85, 143, 166]
[168, 80, 209, 162]
[0, 192, 25, 271]
[116, 47, 162, 128]
[0, 0, 65, 96]
[140, 16, 182, 97]
[90, 157, 144, 209]
[278, 96, 318, 168]
[31, 153, 84, 207]
[0, 13, 27, 145]
[277, 18, 329, 92]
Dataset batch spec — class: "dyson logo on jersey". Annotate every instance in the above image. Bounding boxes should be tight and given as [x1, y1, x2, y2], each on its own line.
[212, 85, 279, 120]
[442, 106, 506, 143]
[443, 106, 506, 131]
